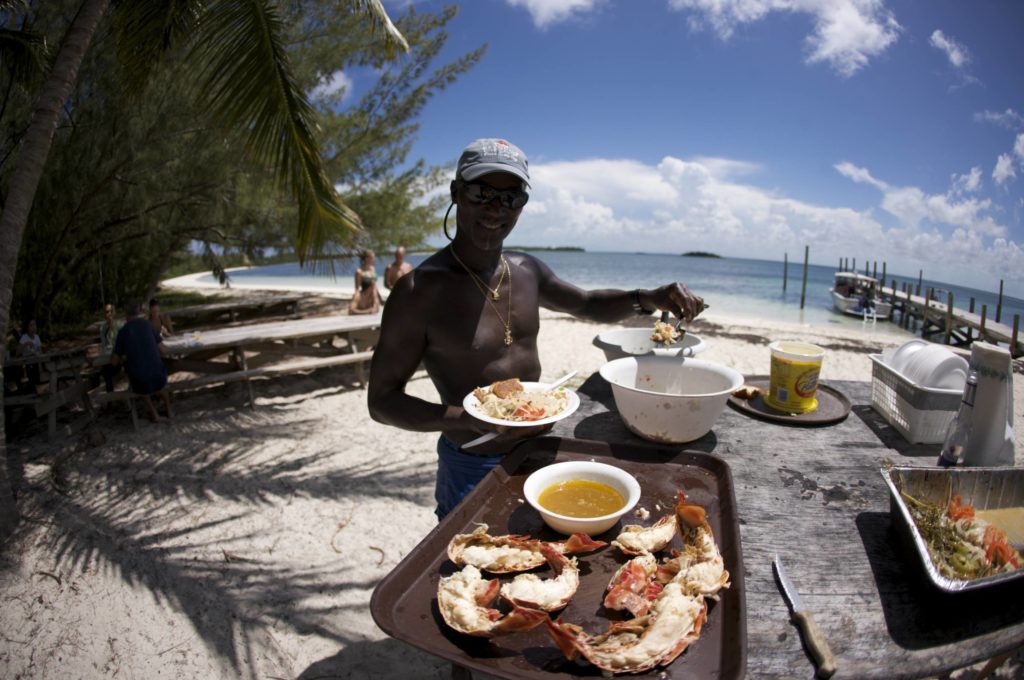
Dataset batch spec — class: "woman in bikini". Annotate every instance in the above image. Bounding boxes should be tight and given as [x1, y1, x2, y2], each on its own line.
[348, 249, 381, 315]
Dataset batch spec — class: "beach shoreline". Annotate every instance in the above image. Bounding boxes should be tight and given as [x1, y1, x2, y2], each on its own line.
[162, 268, 920, 339]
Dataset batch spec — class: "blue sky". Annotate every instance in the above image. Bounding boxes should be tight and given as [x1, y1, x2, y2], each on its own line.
[343, 0, 1024, 297]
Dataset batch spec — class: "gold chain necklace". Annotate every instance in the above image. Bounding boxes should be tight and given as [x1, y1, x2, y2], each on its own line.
[450, 246, 514, 345]
[449, 245, 507, 300]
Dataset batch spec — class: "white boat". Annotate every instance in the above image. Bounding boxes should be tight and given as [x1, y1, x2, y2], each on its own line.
[831, 272, 892, 321]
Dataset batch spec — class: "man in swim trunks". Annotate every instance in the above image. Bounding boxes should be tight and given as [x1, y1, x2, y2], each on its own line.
[368, 138, 705, 519]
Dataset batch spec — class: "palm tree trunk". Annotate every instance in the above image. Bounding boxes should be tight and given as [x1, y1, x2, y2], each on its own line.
[0, 0, 110, 544]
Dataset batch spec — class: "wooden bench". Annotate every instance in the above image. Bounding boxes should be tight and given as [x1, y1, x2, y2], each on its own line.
[4, 349, 95, 438]
[92, 349, 374, 429]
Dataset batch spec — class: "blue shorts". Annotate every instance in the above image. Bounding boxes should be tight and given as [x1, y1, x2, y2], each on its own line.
[435, 435, 504, 520]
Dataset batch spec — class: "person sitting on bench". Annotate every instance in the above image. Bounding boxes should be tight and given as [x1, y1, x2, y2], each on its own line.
[112, 298, 173, 422]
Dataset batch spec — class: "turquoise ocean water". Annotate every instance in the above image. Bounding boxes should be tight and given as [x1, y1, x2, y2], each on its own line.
[186, 252, 1024, 333]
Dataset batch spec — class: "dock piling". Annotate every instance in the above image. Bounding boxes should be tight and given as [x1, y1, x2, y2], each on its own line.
[996, 280, 1004, 324]
[944, 292, 954, 345]
[968, 297, 975, 342]
[1011, 315, 1019, 360]
[800, 246, 809, 309]
[917, 270, 923, 296]
[921, 289, 932, 338]
[980, 304, 988, 342]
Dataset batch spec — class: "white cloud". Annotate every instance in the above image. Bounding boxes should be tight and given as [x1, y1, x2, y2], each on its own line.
[836, 162, 1004, 237]
[448, 153, 1024, 295]
[974, 108, 1024, 130]
[834, 161, 889, 190]
[929, 29, 970, 69]
[690, 156, 761, 179]
[1015, 133, 1024, 162]
[668, 0, 901, 76]
[879, 187, 1002, 237]
[928, 29, 980, 87]
[993, 154, 1016, 185]
[503, 0, 602, 28]
[950, 166, 982, 195]
[310, 70, 354, 102]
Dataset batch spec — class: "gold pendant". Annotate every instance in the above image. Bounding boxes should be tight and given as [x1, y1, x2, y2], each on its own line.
[504, 328, 513, 345]
[492, 291, 500, 301]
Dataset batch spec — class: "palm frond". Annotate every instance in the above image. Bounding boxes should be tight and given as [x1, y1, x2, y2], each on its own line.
[113, 0, 205, 97]
[346, 0, 409, 56]
[188, 0, 369, 271]
[0, 26, 48, 86]
[113, 0, 408, 272]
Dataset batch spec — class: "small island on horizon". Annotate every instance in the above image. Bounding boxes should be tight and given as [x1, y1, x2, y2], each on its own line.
[507, 245, 585, 252]
[682, 251, 722, 258]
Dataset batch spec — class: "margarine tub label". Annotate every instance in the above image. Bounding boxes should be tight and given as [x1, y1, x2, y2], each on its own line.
[766, 341, 825, 414]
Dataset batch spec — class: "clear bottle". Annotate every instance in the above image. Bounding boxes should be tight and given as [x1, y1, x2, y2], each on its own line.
[937, 370, 978, 467]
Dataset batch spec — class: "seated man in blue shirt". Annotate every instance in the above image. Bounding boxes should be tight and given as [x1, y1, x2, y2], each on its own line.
[113, 298, 173, 422]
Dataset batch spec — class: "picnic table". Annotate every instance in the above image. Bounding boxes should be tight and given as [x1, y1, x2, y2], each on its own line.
[539, 373, 1023, 679]
[93, 314, 381, 419]
[4, 348, 95, 438]
[165, 294, 304, 328]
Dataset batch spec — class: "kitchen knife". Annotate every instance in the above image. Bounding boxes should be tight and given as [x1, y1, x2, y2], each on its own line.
[772, 556, 837, 679]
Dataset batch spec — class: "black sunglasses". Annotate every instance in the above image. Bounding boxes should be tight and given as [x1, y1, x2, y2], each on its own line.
[460, 182, 529, 209]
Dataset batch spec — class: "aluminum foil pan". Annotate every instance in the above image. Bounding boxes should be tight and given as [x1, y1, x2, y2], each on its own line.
[881, 465, 1024, 593]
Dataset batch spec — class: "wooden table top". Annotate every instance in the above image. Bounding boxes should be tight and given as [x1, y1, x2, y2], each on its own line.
[162, 313, 381, 353]
[548, 373, 1024, 679]
[82, 314, 382, 368]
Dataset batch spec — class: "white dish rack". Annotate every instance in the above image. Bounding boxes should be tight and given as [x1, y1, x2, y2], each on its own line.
[868, 354, 962, 444]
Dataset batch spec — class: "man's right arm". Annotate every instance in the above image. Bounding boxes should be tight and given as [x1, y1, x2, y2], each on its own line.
[367, 275, 485, 435]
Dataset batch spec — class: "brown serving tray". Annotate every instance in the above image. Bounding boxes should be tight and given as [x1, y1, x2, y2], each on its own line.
[370, 437, 746, 679]
[728, 375, 850, 426]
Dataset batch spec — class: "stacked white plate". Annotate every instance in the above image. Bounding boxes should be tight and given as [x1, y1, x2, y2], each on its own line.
[881, 340, 968, 391]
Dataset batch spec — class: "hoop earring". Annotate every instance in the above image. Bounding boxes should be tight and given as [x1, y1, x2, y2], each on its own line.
[443, 201, 455, 241]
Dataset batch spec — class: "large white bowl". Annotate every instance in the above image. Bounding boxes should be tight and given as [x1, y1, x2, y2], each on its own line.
[599, 356, 744, 444]
[593, 328, 707, 362]
[523, 461, 640, 536]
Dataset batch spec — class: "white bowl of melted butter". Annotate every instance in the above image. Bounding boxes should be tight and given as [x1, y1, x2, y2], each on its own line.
[523, 461, 640, 536]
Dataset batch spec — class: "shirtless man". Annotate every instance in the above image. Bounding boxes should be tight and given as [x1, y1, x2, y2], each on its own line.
[368, 139, 704, 519]
[384, 246, 414, 290]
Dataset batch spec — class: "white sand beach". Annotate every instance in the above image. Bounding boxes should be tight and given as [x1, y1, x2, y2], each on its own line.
[2, 299, 1022, 679]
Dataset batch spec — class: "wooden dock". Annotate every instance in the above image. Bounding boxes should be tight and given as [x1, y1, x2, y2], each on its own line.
[879, 284, 1022, 357]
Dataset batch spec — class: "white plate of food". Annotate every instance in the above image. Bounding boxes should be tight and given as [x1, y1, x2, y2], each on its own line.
[462, 378, 581, 428]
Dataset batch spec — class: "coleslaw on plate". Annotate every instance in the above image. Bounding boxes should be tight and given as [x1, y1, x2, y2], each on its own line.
[470, 379, 571, 423]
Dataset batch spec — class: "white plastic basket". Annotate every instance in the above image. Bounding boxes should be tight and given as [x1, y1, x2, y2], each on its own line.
[868, 354, 962, 444]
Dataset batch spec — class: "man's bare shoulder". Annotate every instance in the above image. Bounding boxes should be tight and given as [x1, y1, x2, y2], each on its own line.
[504, 250, 549, 277]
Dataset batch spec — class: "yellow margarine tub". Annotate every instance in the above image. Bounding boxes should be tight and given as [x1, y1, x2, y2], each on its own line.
[766, 341, 825, 414]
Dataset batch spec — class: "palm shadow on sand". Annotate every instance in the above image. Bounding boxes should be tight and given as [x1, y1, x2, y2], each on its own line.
[6, 366, 434, 678]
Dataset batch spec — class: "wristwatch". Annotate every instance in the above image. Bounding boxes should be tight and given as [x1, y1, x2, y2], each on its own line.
[631, 289, 655, 315]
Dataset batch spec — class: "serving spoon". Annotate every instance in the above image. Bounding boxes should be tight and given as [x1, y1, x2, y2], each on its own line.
[657, 304, 710, 346]
[462, 371, 578, 449]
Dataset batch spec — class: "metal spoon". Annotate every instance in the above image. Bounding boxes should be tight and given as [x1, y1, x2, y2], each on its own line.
[658, 304, 709, 344]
